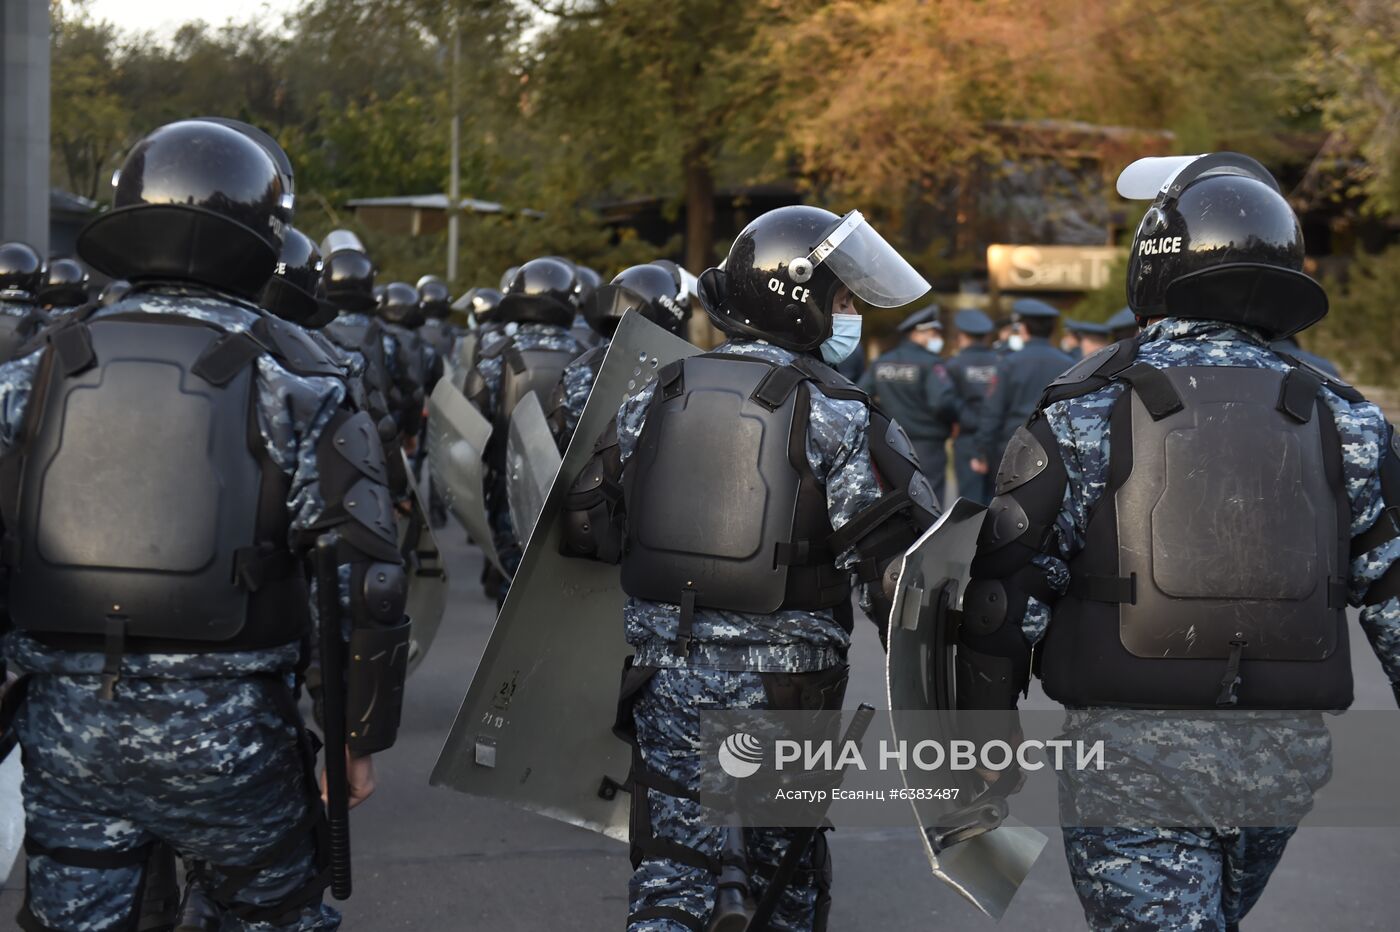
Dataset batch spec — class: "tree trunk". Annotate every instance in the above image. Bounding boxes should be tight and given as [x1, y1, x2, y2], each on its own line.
[682, 142, 719, 346]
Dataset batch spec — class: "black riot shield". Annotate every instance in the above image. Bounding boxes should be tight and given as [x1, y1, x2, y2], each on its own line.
[426, 377, 503, 575]
[400, 451, 448, 677]
[430, 312, 699, 838]
[505, 390, 562, 551]
[886, 497, 1047, 919]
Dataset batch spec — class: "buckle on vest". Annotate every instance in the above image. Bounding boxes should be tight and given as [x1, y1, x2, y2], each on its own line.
[100, 614, 127, 701]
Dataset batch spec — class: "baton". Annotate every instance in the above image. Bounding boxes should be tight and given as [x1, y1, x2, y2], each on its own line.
[315, 533, 353, 900]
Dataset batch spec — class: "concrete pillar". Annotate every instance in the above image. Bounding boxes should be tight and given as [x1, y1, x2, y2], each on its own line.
[1, 0, 51, 253]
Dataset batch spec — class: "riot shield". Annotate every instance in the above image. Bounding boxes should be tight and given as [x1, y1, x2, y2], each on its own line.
[426, 378, 503, 575]
[453, 332, 476, 391]
[886, 497, 1047, 919]
[0, 750, 20, 885]
[505, 391, 562, 550]
[400, 451, 449, 677]
[431, 312, 699, 839]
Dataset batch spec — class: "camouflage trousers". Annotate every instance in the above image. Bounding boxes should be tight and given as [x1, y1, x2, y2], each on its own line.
[15, 673, 337, 932]
[1062, 826, 1295, 931]
[627, 667, 828, 932]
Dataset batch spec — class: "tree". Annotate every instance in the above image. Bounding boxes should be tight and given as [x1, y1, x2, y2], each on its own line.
[49, 1, 131, 200]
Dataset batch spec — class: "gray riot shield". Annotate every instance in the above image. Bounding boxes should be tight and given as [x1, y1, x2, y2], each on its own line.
[0, 750, 19, 885]
[452, 332, 476, 392]
[400, 451, 449, 677]
[431, 312, 699, 839]
[505, 391, 562, 550]
[426, 378, 503, 575]
[886, 497, 1047, 919]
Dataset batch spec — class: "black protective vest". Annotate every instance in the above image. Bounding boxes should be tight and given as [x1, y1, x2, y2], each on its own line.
[0, 310, 331, 653]
[493, 341, 577, 429]
[621, 353, 853, 619]
[1037, 361, 1353, 709]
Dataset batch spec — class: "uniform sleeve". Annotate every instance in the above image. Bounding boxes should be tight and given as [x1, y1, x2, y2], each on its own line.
[976, 363, 1009, 462]
[0, 349, 44, 453]
[253, 357, 348, 537]
[1326, 394, 1400, 692]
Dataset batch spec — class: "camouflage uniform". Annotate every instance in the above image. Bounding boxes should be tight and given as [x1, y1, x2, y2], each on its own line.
[614, 340, 886, 932]
[1009, 318, 1400, 930]
[548, 340, 608, 452]
[470, 323, 585, 584]
[0, 288, 358, 932]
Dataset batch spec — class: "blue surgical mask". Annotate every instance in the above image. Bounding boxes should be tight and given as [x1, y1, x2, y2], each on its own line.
[923, 337, 944, 355]
[820, 313, 862, 364]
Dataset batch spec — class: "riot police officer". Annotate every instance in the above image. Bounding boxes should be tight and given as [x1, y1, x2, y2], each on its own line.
[465, 257, 588, 600]
[561, 205, 940, 931]
[0, 119, 409, 931]
[545, 262, 690, 451]
[961, 152, 1400, 931]
[453, 286, 506, 372]
[38, 257, 90, 315]
[0, 241, 49, 358]
[378, 281, 434, 423]
[943, 308, 999, 504]
[972, 298, 1072, 474]
[416, 274, 458, 391]
[858, 305, 956, 502]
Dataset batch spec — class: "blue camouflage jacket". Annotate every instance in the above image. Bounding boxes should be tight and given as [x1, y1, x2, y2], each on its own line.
[0, 286, 350, 679]
[1020, 318, 1400, 686]
[617, 340, 887, 673]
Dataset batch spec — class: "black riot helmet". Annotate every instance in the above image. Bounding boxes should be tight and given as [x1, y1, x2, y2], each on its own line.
[320, 230, 377, 312]
[499, 266, 519, 291]
[587, 263, 690, 338]
[99, 279, 131, 306]
[416, 274, 452, 319]
[379, 281, 425, 328]
[193, 117, 295, 227]
[575, 265, 602, 311]
[0, 242, 45, 300]
[77, 120, 289, 299]
[39, 258, 90, 308]
[1119, 152, 1325, 338]
[262, 227, 335, 328]
[498, 257, 577, 327]
[454, 287, 504, 325]
[698, 206, 930, 352]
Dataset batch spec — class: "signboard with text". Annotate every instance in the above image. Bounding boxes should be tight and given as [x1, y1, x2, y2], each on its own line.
[987, 244, 1125, 292]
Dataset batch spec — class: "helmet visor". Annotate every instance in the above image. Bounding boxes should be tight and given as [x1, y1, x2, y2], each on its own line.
[810, 211, 930, 308]
[321, 229, 366, 257]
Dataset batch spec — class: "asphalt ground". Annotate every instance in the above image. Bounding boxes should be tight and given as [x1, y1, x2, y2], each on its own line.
[3, 528, 1397, 929]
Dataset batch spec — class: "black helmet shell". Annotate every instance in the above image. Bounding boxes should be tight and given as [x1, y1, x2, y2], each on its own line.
[39, 257, 89, 307]
[698, 205, 846, 352]
[262, 227, 334, 327]
[322, 249, 377, 313]
[1126, 153, 1325, 337]
[587, 263, 689, 338]
[499, 257, 577, 327]
[0, 242, 45, 300]
[454, 287, 504, 325]
[416, 274, 452, 319]
[379, 281, 425, 328]
[76, 120, 286, 299]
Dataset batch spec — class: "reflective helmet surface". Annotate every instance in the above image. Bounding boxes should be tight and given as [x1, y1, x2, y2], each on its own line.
[416, 274, 452, 319]
[379, 281, 425, 328]
[587, 263, 690, 338]
[262, 227, 333, 327]
[39, 258, 90, 308]
[76, 120, 287, 298]
[1124, 152, 1324, 337]
[454, 286, 504, 325]
[498, 257, 577, 327]
[0, 242, 45, 300]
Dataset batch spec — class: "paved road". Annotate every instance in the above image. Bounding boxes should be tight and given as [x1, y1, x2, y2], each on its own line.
[4, 528, 1397, 929]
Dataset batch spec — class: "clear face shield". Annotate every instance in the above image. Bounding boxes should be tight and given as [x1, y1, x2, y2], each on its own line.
[1116, 153, 1281, 203]
[321, 229, 367, 258]
[788, 210, 930, 308]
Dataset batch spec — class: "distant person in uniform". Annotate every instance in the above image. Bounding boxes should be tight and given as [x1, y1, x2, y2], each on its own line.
[1107, 305, 1140, 343]
[1071, 318, 1112, 357]
[859, 305, 956, 502]
[972, 298, 1073, 475]
[944, 308, 1000, 504]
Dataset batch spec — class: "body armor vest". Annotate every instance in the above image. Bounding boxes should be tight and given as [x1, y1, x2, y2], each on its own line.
[0, 307, 43, 362]
[1, 311, 317, 653]
[488, 340, 577, 430]
[621, 353, 853, 618]
[1038, 362, 1352, 709]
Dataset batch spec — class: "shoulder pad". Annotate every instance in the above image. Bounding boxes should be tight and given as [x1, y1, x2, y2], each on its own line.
[331, 411, 389, 485]
[995, 425, 1049, 495]
[479, 335, 510, 360]
[257, 317, 344, 378]
[1047, 342, 1124, 388]
[1298, 357, 1365, 403]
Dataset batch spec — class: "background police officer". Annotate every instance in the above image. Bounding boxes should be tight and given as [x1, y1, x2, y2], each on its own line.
[960, 152, 1400, 931]
[562, 205, 939, 931]
[859, 305, 956, 502]
[0, 241, 49, 358]
[0, 119, 410, 931]
[944, 308, 1000, 504]
[971, 298, 1073, 476]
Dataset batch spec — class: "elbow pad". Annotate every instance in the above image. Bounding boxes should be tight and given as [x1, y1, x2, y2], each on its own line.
[561, 421, 625, 562]
[314, 410, 402, 563]
[971, 418, 1067, 578]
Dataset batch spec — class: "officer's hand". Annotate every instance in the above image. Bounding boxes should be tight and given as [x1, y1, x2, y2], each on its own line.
[970, 458, 989, 475]
[402, 434, 419, 456]
[321, 750, 378, 810]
